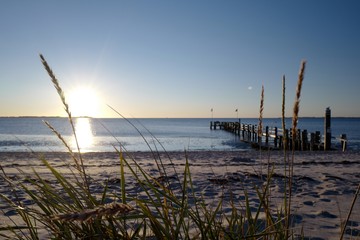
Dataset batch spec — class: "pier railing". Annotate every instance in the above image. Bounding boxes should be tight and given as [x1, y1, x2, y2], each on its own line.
[210, 120, 347, 151]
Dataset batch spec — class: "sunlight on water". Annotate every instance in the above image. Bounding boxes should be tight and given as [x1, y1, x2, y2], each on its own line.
[72, 118, 94, 152]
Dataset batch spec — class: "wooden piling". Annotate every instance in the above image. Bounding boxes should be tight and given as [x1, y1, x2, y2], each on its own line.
[265, 126, 269, 145]
[311, 131, 321, 150]
[310, 133, 316, 150]
[253, 125, 257, 142]
[340, 134, 347, 152]
[284, 129, 289, 150]
[324, 107, 331, 150]
[298, 129, 302, 150]
[302, 130, 308, 150]
[279, 135, 283, 149]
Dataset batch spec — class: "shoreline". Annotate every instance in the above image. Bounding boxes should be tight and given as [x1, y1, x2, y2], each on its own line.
[1, 148, 358, 156]
[1, 149, 359, 165]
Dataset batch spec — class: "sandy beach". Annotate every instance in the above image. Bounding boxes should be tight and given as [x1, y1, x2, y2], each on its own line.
[1, 150, 360, 239]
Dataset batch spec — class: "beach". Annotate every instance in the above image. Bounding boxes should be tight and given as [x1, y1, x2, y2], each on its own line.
[1, 150, 360, 239]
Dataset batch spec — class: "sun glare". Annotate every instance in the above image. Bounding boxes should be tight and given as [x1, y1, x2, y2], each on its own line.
[67, 87, 100, 117]
[72, 117, 94, 152]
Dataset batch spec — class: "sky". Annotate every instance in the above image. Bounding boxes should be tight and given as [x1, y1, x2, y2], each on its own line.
[1, 1, 360, 118]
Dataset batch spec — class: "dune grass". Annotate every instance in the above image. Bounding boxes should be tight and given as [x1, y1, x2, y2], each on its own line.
[0, 55, 340, 239]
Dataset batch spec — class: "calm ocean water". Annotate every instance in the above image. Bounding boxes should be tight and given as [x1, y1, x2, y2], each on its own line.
[0, 117, 359, 152]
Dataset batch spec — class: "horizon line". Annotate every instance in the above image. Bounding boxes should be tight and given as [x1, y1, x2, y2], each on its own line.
[1, 115, 360, 119]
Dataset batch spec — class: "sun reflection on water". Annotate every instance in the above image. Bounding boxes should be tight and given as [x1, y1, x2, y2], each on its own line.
[72, 117, 94, 152]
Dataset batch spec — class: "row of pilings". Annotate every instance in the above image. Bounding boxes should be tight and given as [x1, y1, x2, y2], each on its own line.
[210, 108, 347, 151]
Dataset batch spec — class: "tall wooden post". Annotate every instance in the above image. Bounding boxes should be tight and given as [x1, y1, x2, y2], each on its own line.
[324, 107, 331, 150]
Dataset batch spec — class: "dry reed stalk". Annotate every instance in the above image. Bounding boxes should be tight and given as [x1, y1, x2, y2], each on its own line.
[257, 85, 264, 177]
[287, 60, 306, 237]
[258, 85, 264, 143]
[52, 202, 134, 222]
[40, 54, 71, 120]
[281, 75, 287, 148]
[40, 54, 89, 190]
[291, 61, 306, 141]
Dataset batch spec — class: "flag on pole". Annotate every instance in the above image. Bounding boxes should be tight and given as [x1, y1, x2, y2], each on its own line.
[211, 108, 213, 112]
[235, 109, 238, 112]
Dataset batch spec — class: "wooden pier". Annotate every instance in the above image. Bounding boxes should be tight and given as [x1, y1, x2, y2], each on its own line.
[210, 109, 347, 151]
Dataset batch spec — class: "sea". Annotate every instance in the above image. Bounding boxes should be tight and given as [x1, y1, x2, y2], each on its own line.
[0, 117, 360, 152]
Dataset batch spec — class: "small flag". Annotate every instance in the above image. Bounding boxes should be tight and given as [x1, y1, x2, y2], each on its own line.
[211, 108, 213, 112]
[235, 109, 238, 112]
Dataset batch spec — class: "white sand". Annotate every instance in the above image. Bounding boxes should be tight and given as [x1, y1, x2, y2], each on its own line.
[1, 150, 360, 239]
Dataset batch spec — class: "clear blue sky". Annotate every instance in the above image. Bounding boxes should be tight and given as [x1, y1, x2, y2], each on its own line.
[1, 1, 359, 118]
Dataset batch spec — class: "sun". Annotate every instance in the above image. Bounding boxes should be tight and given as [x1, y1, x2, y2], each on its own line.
[67, 87, 100, 117]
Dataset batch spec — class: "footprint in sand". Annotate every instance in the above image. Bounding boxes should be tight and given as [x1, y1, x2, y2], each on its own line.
[321, 189, 340, 196]
[4, 209, 18, 216]
[345, 228, 360, 237]
[317, 210, 337, 219]
[303, 200, 315, 206]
